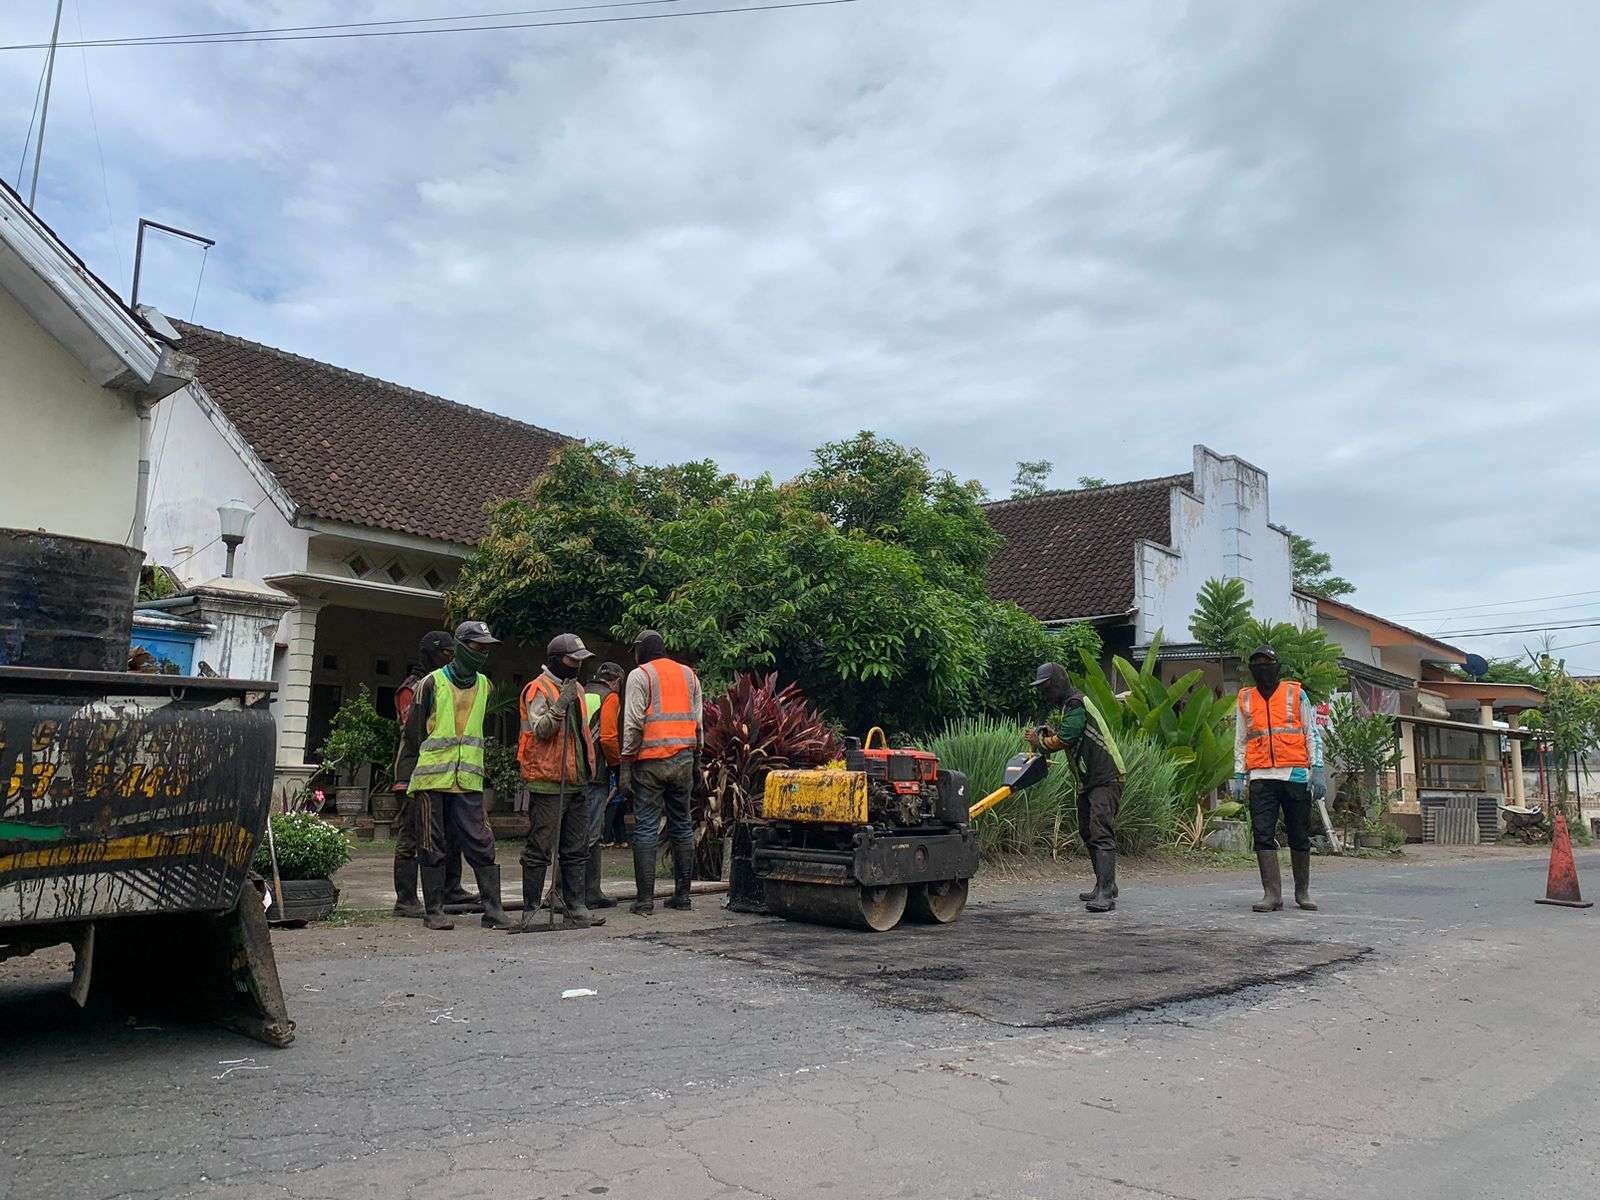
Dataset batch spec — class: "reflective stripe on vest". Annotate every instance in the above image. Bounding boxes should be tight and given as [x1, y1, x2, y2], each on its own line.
[636, 659, 699, 761]
[1239, 681, 1310, 771]
[517, 673, 596, 785]
[407, 669, 489, 793]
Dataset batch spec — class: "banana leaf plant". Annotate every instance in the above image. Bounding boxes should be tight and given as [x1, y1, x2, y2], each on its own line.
[1074, 632, 1237, 806]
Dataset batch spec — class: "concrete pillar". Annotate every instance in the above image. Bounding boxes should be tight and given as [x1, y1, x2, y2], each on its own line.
[275, 600, 324, 779]
[1508, 723, 1527, 806]
[184, 578, 295, 680]
[1478, 702, 1498, 796]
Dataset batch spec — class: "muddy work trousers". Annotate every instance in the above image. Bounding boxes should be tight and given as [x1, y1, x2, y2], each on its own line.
[1077, 782, 1121, 855]
[520, 788, 589, 882]
[395, 793, 466, 892]
[414, 790, 497, 871]
[632, 752, 695, 854]
[1248, 778, 1313, 853]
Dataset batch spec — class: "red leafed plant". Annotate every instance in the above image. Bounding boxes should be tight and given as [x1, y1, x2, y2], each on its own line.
[692, 673, 839, 875]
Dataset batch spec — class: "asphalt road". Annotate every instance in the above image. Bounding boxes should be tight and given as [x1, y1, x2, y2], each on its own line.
[2, 847, 1596, 1200]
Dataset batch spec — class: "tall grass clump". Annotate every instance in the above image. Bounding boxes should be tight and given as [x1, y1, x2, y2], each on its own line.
[930, 716, 1076, 858]
[1113, 731, 1180, 854]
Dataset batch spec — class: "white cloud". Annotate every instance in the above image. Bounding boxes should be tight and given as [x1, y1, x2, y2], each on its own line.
[5, 0, 1598, 667]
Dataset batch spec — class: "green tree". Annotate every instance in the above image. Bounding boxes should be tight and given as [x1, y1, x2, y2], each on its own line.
[1288, 531, 1355, 599]
[1189, 577, 1253, 689]
[1236, 617, 1345, 701]
[1076, 475, 1107, 488]
[451, 436, 1060, 736]
[1519, 653, 1600, 815]
[1010, 459, 1053, 498]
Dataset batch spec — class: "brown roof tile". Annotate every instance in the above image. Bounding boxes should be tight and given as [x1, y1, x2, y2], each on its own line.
[984, 474, 1190, 622]
[172, 321, 574, 545]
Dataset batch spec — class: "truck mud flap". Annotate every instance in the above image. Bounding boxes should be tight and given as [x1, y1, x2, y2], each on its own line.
[91, 877, 295, 1047]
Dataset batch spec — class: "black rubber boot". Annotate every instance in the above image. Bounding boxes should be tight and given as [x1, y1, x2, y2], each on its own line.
[442, 851, 481, 910]
[1085, 850, 1117, 913]
[393, 860, 424, 918]
[630, 844, 656, 915]
[1290, 850, 1318, 910]
[474, 864, 518, 930]
[586, 844, 618, 909]
[509, 865, 550, 933]
[1252, 850, 1284, 912]
[419, 865, 454, 931]
[664, 840, 694, 910]
[1078, 848, 1100, 902]
[561, 865, 606, 928]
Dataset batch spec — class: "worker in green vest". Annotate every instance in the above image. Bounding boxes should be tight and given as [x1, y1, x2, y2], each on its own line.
[401, 620, 516, 931]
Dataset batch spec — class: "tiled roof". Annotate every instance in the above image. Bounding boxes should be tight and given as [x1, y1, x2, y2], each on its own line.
[983, 473, 1190, 622]
[172, 321, 574, 545]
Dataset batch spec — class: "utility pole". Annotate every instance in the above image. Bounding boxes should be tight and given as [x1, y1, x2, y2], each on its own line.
[27, 0, 66, 209]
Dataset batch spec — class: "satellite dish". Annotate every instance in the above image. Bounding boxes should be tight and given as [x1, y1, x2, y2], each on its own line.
[1463, 653, 1489, 680]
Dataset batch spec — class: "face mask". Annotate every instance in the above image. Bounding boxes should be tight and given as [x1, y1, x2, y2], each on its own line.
[1249, 660, 1280, 691]
[448, 641, 488, 686]
[548, 656, 579, 681]
[1057, 703, 1089, 742]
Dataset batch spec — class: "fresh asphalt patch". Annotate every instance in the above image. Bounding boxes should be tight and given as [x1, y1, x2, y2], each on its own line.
[641, 905, 1369, 1026]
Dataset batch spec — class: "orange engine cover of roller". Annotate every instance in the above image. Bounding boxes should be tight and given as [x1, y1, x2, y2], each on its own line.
[860, 747, 940, 796]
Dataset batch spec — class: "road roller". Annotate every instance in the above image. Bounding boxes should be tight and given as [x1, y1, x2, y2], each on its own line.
[753, 730, 1047, 931]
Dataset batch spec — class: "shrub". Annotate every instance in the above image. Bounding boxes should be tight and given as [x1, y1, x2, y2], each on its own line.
[483, 736, 522, 799]
[253, 811, 352, 880]
[1114, 731, 1180, 854]
[931, 716, 1076, 858]
[319, 686, 400, 789]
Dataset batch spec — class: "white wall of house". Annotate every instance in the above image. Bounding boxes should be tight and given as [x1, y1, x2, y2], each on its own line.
[1133, 445, 1304, 646]
[143, 384, 308, 587]
[0, 285, 141, 544]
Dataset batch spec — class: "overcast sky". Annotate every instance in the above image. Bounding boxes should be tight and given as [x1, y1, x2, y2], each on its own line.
[5, 1, 1597, 669]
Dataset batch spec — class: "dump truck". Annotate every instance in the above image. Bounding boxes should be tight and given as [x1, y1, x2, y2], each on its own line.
[0, 527, 293, 1045]
[755, 729, 1047, 931]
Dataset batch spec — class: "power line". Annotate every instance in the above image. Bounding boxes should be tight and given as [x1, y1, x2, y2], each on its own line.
[3, 1, 689, 49]
[1392, 586, 1600, 618]
[1437, 618, 1600, 640]
[0, 0, 860, 51]
[75, 0, 124, 284]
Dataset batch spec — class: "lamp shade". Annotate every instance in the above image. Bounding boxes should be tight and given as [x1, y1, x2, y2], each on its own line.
[217, 498, 255, 543]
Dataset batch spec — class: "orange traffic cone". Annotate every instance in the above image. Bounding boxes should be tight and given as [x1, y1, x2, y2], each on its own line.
[1536, 812, 1593, 909]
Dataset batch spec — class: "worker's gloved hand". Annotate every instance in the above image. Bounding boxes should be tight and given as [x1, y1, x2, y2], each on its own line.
[1228, 773, 1247, 801]
[618, 761, 635, 800]
[691, 751, 709, 800]
[1310, 765, 1327, 802]
[1023, 726, 1041, 748]
[558, 676, 582, 707]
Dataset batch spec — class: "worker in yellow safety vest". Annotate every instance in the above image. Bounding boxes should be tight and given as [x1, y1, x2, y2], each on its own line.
[618, 630, 703, 915]
[401, 620, 517, 931]
[1230, 644, 1326, 913]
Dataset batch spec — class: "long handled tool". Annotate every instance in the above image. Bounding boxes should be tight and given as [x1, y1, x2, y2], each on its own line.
[966, 752, 1050, 821]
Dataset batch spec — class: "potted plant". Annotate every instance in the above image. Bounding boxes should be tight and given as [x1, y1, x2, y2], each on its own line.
[319, 686, 400, 820]
[253, 810, 353, 922]
[1324, 697, 1403, 852]
[701, 672, 839, 907]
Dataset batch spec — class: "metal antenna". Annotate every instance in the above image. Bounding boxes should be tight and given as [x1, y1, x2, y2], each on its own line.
[131, 218, 216, 308]
[27, 0, 65, 208]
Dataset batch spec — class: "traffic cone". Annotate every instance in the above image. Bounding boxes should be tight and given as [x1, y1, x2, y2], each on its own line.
[1535, 812, 1593, 909]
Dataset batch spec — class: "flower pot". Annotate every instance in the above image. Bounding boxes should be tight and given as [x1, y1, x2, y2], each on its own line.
[334, 785, 367, 818]
[371, 790, 399, 822]
[1358, 833, 1384, 849]
[268, 877, 339, 923]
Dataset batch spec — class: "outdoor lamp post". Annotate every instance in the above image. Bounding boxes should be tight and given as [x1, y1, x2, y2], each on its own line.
[218, 498, 254, 578]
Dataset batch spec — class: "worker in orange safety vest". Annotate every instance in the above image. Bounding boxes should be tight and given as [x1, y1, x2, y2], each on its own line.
[618, 630, 703, 916]
[1230, 644, 1325, 913]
